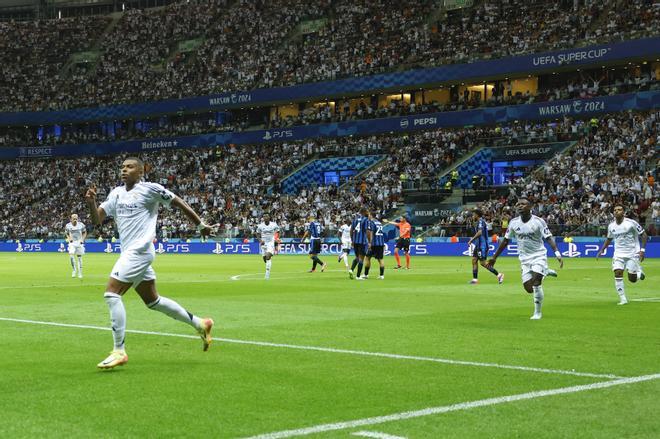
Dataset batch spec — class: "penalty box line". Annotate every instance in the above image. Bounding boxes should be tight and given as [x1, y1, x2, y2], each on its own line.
[0, 316, 623, 380]
[244, 372, 660, 439]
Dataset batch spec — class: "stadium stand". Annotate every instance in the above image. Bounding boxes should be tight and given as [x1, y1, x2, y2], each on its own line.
[1, 70, 657, 148]
[441, 111, 659, 236]
[0, 0, 657, 111]
[1, 112, 656, 241]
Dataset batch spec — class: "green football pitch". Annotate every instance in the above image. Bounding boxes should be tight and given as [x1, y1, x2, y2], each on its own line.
[1, 252, 658, 438]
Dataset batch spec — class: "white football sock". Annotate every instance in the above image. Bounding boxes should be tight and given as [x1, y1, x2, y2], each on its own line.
[532, 285, 544, 315]
[342, 253, 349, 268]
[147, 296, 201, 330]
[70, 256, 75, 270]
[265, 259, 272, 277]
[104, 292, 126, 350]
[614, 278, 626, 300]
[77, 256, 83, 275]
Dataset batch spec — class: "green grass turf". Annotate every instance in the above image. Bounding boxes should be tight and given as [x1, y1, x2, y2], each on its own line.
[0, 252, 658, 438]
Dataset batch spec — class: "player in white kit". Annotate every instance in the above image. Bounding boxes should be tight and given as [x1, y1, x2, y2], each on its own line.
[257, 214, 280, 280]
[65, 214, 87, 278]
[85, 157, 216, 369]
[488, 198, 563, 320]
[596, 205, 647, 305]
[337, 219, 352, 272]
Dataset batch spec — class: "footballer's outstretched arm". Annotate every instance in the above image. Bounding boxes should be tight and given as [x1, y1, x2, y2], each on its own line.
[170, 196, 216, 237]
[487, 237, 509, 267]
[85, 185, 106, 226]
[596, 238, 612, 260]
[545, 236, 564, 268]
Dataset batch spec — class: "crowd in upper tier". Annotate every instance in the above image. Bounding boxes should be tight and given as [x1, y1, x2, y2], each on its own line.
[0, 0, 657, 112]
[1, 69, 657, 149]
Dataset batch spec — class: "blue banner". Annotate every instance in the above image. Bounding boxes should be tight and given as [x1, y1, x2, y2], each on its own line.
[3, 241, 659, 258]
[2, 91, 658, 161]
[1, 37, 658, 126]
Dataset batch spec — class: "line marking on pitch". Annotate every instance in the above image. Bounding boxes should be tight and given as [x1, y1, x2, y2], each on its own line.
[244, 373, 660, 439]
[0, 317, 623, 379]
[630, 297, 660, 302]
[352, 431, 407, 439]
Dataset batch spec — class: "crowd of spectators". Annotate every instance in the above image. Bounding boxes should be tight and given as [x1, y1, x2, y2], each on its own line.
[1, 111, 657, 241]
[442, 111, 659, 237]
[1, 68, 657, 149]
[0, 15, 109, 112]
[271, 72, 659, 129]
[0, 0, 658, 112]
[0, 123, 495, 240]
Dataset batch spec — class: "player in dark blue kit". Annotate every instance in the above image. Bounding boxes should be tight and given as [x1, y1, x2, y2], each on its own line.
[349, 207, 372, 280]
[467, 208, 504, 284]
[302, 215, 327, 273]
[363, 213, 386, 280]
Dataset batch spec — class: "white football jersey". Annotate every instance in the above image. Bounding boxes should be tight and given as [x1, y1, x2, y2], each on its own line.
[607, 218, 644, 259]
[65, 221, 86, 242]
[505, 215, 552, 264]
[257, 221, 280, 244]
[100, 181, 175, 252]
[339, 224, 352, 242]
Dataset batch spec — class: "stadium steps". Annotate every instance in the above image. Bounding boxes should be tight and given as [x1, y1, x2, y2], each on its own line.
[415, 139, 578, 235]
[582, 3, 613, 45]
[338, 155, 388, 191]
[59, 12, 123, 79]
[268, 155, 319, 194]
[155, 38, 206, 73]
[434, 144, 485, 185]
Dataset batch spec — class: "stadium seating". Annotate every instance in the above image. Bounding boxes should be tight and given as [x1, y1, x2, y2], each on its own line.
[444, 111, 659, 236]
[1, 72, 657, 148]
[1, 112, 656, 241]
[0, 0, 657, 111]
[0, 124, 504, 240]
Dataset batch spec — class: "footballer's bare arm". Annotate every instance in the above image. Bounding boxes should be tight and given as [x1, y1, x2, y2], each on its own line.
[170, 196, 218, 237]
[85, 185, 106, 225]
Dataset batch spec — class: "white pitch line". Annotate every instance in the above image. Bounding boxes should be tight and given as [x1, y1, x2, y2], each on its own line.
[0, 317, 622, 380]
[352, 431, 407, 439]
[630, 298, 660, 302]
[245, 373, 660, 439]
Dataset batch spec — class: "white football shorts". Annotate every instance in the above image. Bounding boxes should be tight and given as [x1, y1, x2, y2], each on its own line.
[341, 239, 352, 251]
[261, 241, 275, 256]
[110, 248, 156, 287]
[612, 256, 641, 273]
[520, 257, 548, 283]
[68, 242, 85, 256]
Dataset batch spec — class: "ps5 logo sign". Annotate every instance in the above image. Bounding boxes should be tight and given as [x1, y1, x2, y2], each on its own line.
[263, 130, 294, 140]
